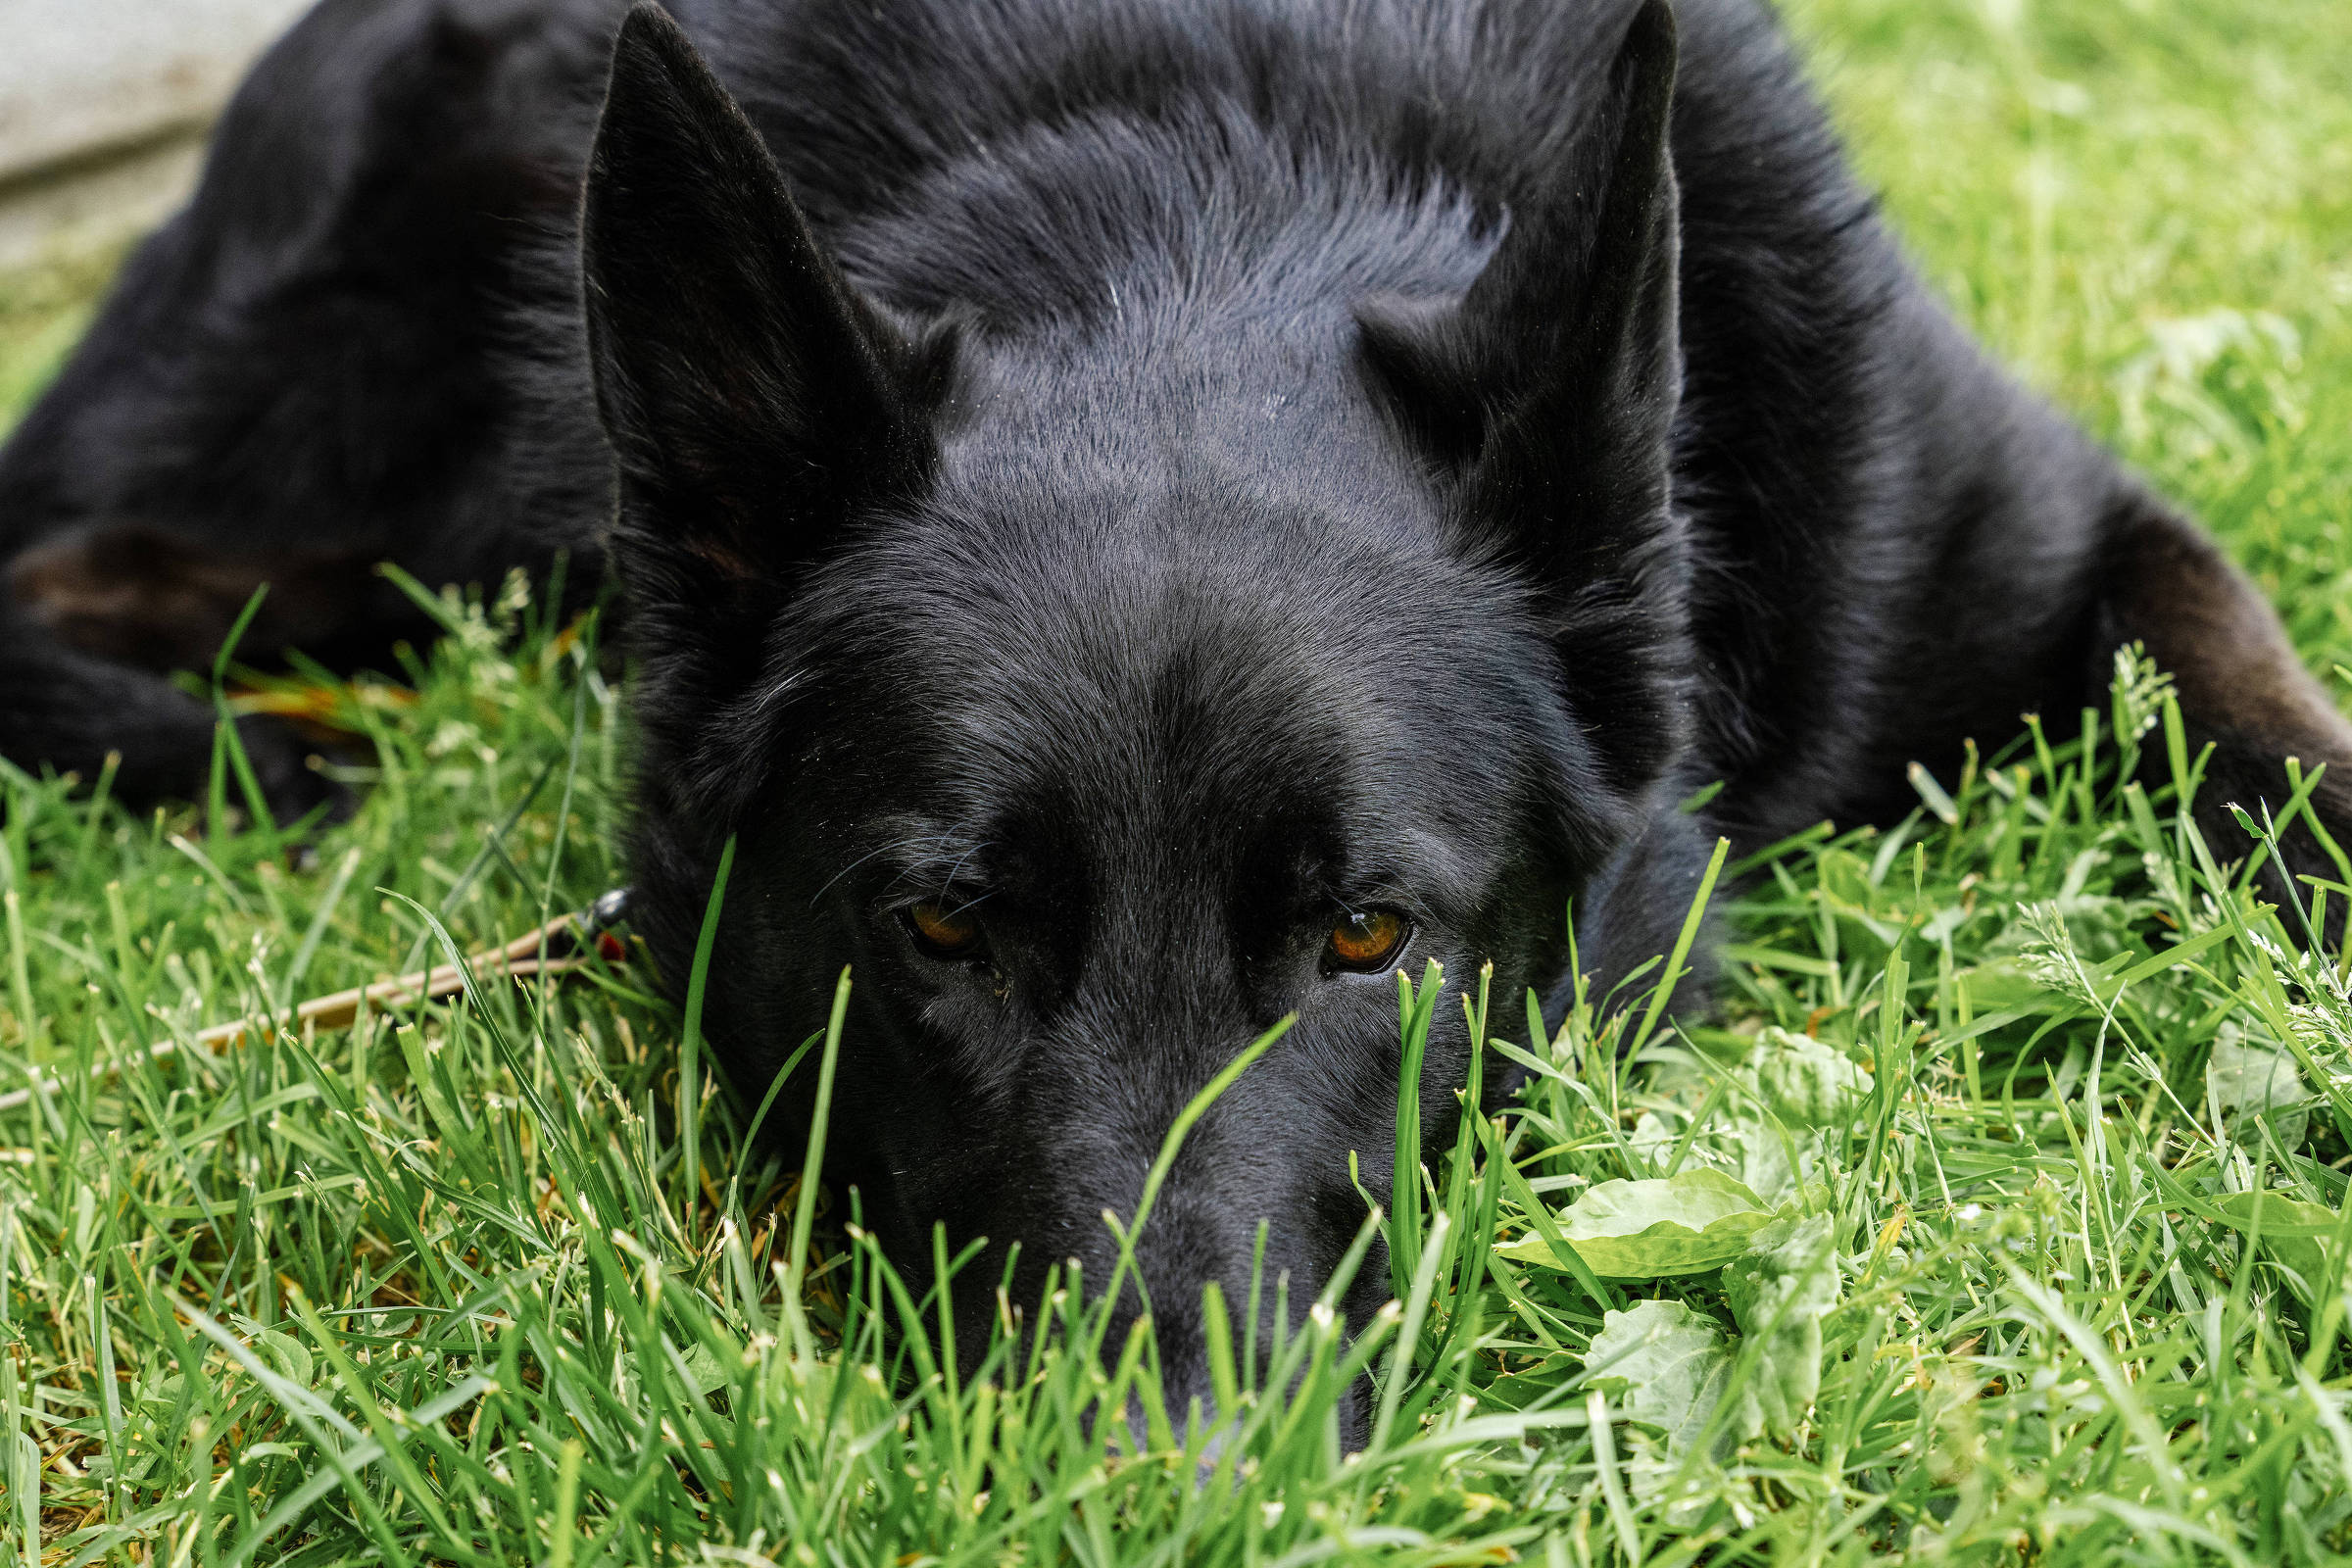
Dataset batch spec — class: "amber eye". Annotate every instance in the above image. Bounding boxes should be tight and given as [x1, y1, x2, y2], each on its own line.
[905, 899, 984, 959]
[1325, 908, 1411, 974]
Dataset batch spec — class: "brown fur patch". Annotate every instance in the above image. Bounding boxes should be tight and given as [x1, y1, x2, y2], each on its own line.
[2107, 502, 2352, 768]
[8, 527, 378, 673]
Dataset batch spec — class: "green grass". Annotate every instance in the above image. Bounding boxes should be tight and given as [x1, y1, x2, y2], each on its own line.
[7, 0, 2352, 1561]
[0, 245, 122, 422]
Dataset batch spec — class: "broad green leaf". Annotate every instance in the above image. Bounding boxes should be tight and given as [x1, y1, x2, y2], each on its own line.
[1583, 1299, 1737, 1455]
[1722, 1212, 1841, 1440]
[1498, 1168, 1774, 1278]
[1749, 1027, 1873, 1127]
[680, 1343, 734, 1396]
[1630, 1109, 1675, 1163]
[1735, 1115, 1799, 1203]
[2215, 1190, 2343, 1295]
[252, 1327, 316, 1391]
[2207, 1026, 2310, 1147]
[1814, 849, 1879, 912]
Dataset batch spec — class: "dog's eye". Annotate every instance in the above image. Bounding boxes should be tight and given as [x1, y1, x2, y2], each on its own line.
[1325, 908, 1410, 974]
[905, 900, 984, 959]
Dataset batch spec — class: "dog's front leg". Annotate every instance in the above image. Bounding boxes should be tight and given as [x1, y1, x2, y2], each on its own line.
[0, 603, 337, 825]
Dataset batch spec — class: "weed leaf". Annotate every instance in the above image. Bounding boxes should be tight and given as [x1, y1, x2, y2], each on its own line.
[2206, 1025, 2311, 1146]
[1722, 1211, 1840, 1441]
[1584, 1298, 1738, 1454]
[1498, 1168, 1775, 1278]
[1748, 1027, 1873, 1127]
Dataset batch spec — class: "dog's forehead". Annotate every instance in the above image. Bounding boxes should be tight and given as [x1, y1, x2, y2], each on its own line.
[800, 329, 1568, 896]
[838, 490, 1543, 902]
[913, 523, 1410, 778]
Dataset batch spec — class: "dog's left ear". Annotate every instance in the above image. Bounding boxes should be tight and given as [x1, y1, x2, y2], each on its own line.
[581, 3, 944, 609]
[1358, 0, 1686, 789]
[1361, 0, 1681, 514]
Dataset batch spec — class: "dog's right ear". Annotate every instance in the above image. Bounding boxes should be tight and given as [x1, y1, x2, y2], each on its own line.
[581, 3, 942, 604]
[1355, 0, 1685, 800]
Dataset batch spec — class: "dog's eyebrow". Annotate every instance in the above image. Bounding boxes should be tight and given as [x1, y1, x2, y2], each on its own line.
[1327, 876, 1438, 926]
[858, 819, 997, 899]
[1317, 838, 1454, 923]
[808, 840, 904, 906]
[803, 820, 987, 907]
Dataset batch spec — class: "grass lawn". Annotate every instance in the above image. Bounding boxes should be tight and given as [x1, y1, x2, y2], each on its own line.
[8, 0, 2352, 1561]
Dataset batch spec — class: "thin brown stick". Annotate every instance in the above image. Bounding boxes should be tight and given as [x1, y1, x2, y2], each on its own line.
[0, 911, 603, 1114]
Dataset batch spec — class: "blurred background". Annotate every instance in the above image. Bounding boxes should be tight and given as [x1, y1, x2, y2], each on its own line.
[0, 0, 310, 411]
[0, 0, 310, 268]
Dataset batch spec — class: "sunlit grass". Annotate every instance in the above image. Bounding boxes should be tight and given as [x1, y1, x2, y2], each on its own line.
[0, 244, 121, 421]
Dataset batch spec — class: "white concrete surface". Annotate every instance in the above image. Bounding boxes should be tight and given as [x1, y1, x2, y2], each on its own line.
[0, 0, 313, 179]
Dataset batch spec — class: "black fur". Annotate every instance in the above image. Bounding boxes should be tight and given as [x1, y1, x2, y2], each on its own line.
[7, 0, 2351, 1432]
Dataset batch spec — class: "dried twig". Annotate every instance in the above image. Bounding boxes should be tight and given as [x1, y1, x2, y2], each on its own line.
[0, 890, 631, 1114]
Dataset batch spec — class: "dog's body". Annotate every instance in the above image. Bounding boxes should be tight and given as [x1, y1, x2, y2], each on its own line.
[5, 0, 2349, 1421]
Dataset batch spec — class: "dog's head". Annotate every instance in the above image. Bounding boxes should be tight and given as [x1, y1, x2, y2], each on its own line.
[585, 2, 1687, 1423]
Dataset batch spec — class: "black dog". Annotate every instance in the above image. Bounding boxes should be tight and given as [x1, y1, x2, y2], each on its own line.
[6, 0, 2349, 1429]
